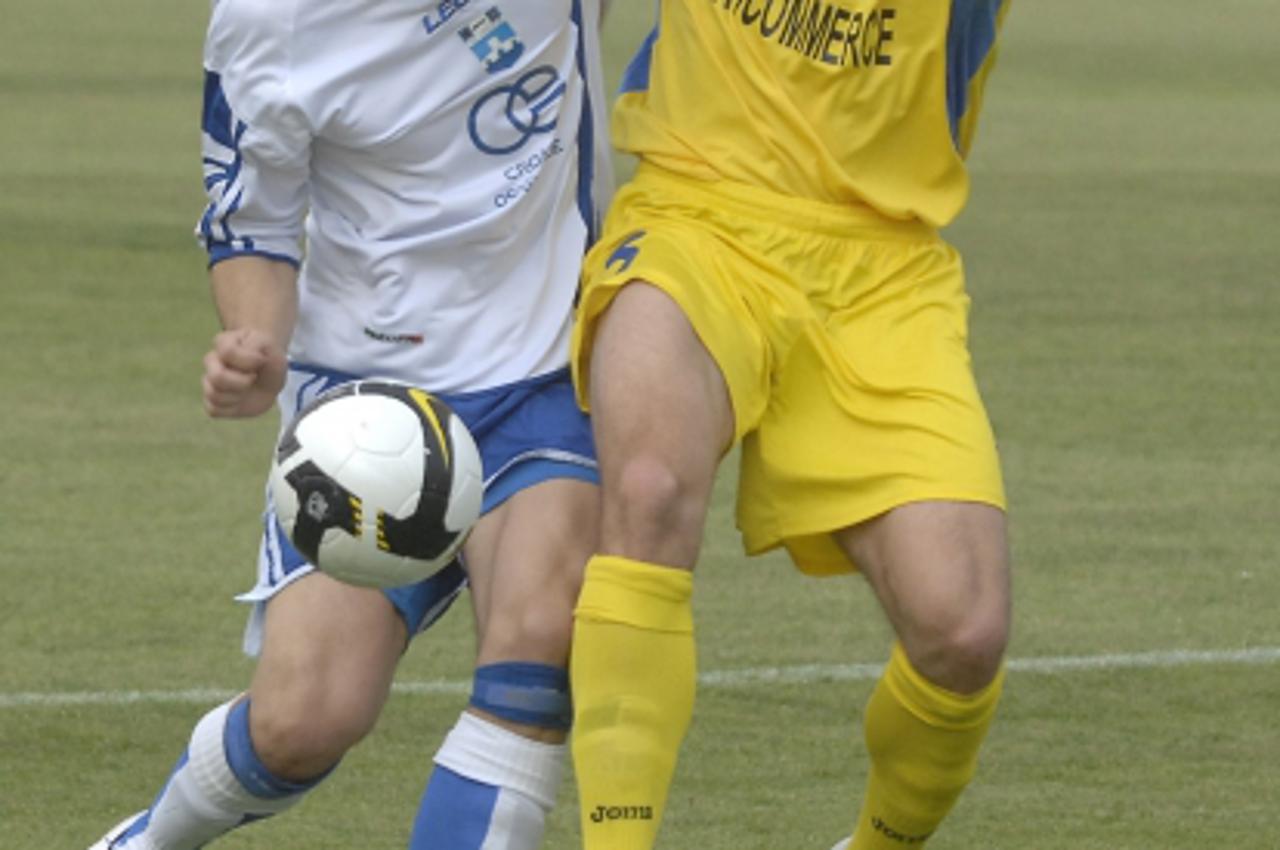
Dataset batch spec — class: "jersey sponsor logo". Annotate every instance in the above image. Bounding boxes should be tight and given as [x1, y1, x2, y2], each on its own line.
[363, 326, 425, 345]
[421, 0, 476, 37]
[458, 6, 525, 74]
[710, 0, 897, 69]
[589, 804, 654, 823]
[468, 64, 566, 156]
[493, 137, 566, 208]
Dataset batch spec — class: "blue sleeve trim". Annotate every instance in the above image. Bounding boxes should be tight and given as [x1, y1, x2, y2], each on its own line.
[206, 245, 301, 270]
[200, 70, 252, 246]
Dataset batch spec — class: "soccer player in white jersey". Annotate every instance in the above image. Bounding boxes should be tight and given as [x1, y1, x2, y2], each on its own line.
[90, 2, 611, 849]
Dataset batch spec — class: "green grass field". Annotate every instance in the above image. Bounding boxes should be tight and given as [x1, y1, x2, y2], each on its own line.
[3, 1, 1279, 848]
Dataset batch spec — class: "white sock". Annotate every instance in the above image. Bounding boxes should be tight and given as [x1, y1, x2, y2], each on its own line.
[116, 701, 306, 850]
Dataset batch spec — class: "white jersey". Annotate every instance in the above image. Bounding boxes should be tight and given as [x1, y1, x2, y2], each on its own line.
[197, 0, 613, 392]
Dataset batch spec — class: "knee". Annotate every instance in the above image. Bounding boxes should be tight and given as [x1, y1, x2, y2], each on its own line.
[483, 600, 575, 666]
[610, 453, 683, 518]
[606, 453, 708, 558]
[910, 603, 1009, 694]
[250, 689, 378, 780]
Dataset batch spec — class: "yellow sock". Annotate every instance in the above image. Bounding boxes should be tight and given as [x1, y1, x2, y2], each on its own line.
[571, 555, 695, 850]
[850, 643, 1005, 849]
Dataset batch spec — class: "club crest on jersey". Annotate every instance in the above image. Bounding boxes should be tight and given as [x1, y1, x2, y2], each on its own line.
[459, 7, 524, 74]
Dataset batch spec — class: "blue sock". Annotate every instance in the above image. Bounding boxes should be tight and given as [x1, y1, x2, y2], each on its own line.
[412, 765, 503, 848]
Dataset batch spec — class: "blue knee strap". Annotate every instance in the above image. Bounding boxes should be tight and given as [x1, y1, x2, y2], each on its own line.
[224, 699, 335, 799]
[468, 662, 572, 731]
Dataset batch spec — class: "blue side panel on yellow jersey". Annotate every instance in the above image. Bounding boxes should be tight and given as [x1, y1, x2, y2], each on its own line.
[946, 0, 1005, 147]
[620, 27, 658, 94]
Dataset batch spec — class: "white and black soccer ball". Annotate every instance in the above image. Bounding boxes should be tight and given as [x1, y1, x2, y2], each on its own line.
[268, 380, 484, 588]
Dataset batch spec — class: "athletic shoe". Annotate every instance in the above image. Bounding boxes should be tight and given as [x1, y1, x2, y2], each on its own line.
[87, 812, 145, 850]
[829, 838, 852, 850]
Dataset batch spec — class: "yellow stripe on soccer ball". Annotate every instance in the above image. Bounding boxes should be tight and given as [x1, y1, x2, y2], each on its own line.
[407, 388, 451, 467]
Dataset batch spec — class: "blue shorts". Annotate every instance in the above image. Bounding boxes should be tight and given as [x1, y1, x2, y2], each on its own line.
[238, 364, 598, 656]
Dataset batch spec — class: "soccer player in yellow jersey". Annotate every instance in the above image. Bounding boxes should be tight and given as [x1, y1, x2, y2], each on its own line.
[569, 1, 1013, 848]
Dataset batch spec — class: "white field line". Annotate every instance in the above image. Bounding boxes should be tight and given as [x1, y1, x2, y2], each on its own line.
[4, 646, 1279, 710]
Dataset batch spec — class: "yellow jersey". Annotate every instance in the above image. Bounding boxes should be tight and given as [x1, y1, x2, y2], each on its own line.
[613, 0, 1011, 226]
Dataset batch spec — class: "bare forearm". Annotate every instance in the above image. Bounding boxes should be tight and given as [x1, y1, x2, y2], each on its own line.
[209, 256, 299, 353]
[202, 256, 297, 418]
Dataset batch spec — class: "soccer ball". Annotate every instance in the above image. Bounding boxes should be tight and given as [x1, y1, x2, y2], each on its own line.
[268, 380, 484, 588]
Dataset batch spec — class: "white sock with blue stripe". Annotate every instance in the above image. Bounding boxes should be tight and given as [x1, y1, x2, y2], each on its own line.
[409, 711, 566, 850]
[112, 699, 319, 849]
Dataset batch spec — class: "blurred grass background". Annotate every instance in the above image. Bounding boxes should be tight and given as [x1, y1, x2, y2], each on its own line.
[1, 1, 1278, 848]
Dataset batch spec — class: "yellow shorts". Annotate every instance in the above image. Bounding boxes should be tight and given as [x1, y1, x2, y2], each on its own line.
[572, 164, 1005, 576]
